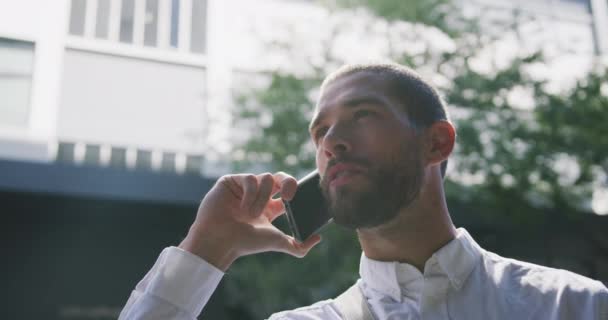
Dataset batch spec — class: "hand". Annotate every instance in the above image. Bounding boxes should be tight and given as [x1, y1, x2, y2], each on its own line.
[179, 172, 322, 271]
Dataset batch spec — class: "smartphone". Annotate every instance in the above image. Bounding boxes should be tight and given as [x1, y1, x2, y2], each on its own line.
[282, 170, 333, 243]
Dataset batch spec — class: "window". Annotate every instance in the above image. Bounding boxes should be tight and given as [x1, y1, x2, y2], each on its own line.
[558, 0, 592, 14]
[69, 0, 87, 36]
[109, 146, 127, 169]
[190, 0, 207, 53]
[160, 152, 176, 172]
[68, 0, 207, 54]
[57, 142, 76, 163]
[144, 0, 159, 46]
[185, 154, 203, 174]
[560, 0, 589, 6]
[170, 0, 180, 48]
[0, 38, 35, 128]
[120, 0, 135, 43]
[96, 0, 111, 39]
[136, 149, 152, 169]
[84, 144, 101, 165]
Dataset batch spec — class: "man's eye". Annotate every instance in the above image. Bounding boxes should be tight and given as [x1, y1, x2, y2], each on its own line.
[314, 127, 328, 142]
[354, 110, 374, 119]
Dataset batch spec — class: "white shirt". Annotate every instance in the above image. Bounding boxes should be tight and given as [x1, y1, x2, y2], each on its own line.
[119, 229, 608, 319]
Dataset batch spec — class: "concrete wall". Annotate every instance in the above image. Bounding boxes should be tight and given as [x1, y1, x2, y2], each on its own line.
[58, 49, 207, 153]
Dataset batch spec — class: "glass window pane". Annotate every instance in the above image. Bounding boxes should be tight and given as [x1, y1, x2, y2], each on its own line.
[0, 40, 34, 74]
[558, 0, 591, 14]
[144, 0, 159, 46]
[0, 79, 32, 127]
[0, 38, 34, 128]
[560, 0, 589, 6]
[161, 152, 176, 172]
[96, 0, 111, 39]
[110, 147, 127, 169]
[185, 154, 203, 174]
[170, 0, 180, 48]
[84, 144, 101, 165]
[190, 0, 207, 54]
[136, 149, 152, 170]
[57, 142, 76, 163]
[120, 0, 135, 43]
[69, 0, 87, 36]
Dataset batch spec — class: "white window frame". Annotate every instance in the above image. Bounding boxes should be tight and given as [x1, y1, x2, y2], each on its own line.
[109, 0, 121, 41]
[158, 0, 171, 48]
[133, 0, 146, 45]
[590, 0, 608, 55]
[84, 0, 98, 37]
[178, 0, 192, 53]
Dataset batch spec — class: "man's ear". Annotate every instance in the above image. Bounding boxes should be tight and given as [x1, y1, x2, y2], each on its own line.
[425, 120, 456, 167]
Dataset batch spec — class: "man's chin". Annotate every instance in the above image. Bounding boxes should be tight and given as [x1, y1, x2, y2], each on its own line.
[322, 175, 385, 228]
[328, 191, 377, 229]
[328, 185, 404, 230]
[331, 209, 383, 230]
[328, 184, 368, 207]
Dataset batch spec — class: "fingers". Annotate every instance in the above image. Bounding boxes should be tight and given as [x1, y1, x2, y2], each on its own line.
[264, 199, 287, 222]
[272, 172, 298, 201]
[235, 172, 296, 217]
[250, 174, 274, 216]
[235, 173, 290, 216]
[263, 172, 298, 222]
[239, 174, 259, 214]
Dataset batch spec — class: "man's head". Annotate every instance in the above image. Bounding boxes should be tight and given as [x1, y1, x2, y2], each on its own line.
[310, 63, 455, 229]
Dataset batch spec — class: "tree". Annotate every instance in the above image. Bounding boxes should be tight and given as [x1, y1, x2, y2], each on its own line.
[232, 73, 321, 175]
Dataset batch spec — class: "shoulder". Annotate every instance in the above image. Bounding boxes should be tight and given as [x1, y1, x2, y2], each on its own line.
[481, 250, 607, 295]
[267, 299, 342, 320]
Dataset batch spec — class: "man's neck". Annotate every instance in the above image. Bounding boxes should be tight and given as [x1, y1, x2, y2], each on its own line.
[356, 178, 456, 272]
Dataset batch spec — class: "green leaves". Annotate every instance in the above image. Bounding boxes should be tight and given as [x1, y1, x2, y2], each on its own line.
[330, 0, 459, 36]
[232, 73, 322, 175]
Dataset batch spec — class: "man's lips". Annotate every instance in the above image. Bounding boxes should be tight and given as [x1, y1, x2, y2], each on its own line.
[326, 163, 366, 185]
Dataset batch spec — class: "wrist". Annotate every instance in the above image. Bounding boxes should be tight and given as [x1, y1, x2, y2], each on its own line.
[178, 224, 238, 272]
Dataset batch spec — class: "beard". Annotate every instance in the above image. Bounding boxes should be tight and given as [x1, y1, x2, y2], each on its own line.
[320, 141, 424, 230]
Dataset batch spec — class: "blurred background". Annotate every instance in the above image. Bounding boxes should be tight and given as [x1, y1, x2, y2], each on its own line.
[1, 0, 607, 318]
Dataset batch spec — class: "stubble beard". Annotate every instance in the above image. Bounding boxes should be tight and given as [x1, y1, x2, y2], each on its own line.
[320, 142, 425, 230]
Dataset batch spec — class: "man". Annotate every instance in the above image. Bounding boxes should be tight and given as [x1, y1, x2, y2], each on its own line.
[119, 63, 608, 319]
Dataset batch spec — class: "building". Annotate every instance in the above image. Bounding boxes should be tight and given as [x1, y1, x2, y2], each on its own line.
[1, 0, 221, 175]
[2, 0, 606, 171]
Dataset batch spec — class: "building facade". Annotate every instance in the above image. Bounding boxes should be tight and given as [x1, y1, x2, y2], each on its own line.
[1, 0, 606, 175]
[0, 0, 233, 175]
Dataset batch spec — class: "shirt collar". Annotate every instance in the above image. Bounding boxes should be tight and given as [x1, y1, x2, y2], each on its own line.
[359, 228, 483, 301]
[433, 228, 483, 290]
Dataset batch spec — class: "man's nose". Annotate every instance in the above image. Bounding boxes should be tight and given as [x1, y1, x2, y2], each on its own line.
[322, 124, 352, 158]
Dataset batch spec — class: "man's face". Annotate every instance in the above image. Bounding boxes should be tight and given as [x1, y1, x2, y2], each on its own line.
[310, 72, 426, 229]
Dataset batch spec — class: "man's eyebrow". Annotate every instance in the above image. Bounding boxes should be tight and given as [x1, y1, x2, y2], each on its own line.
[309, 95, 390, 133]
